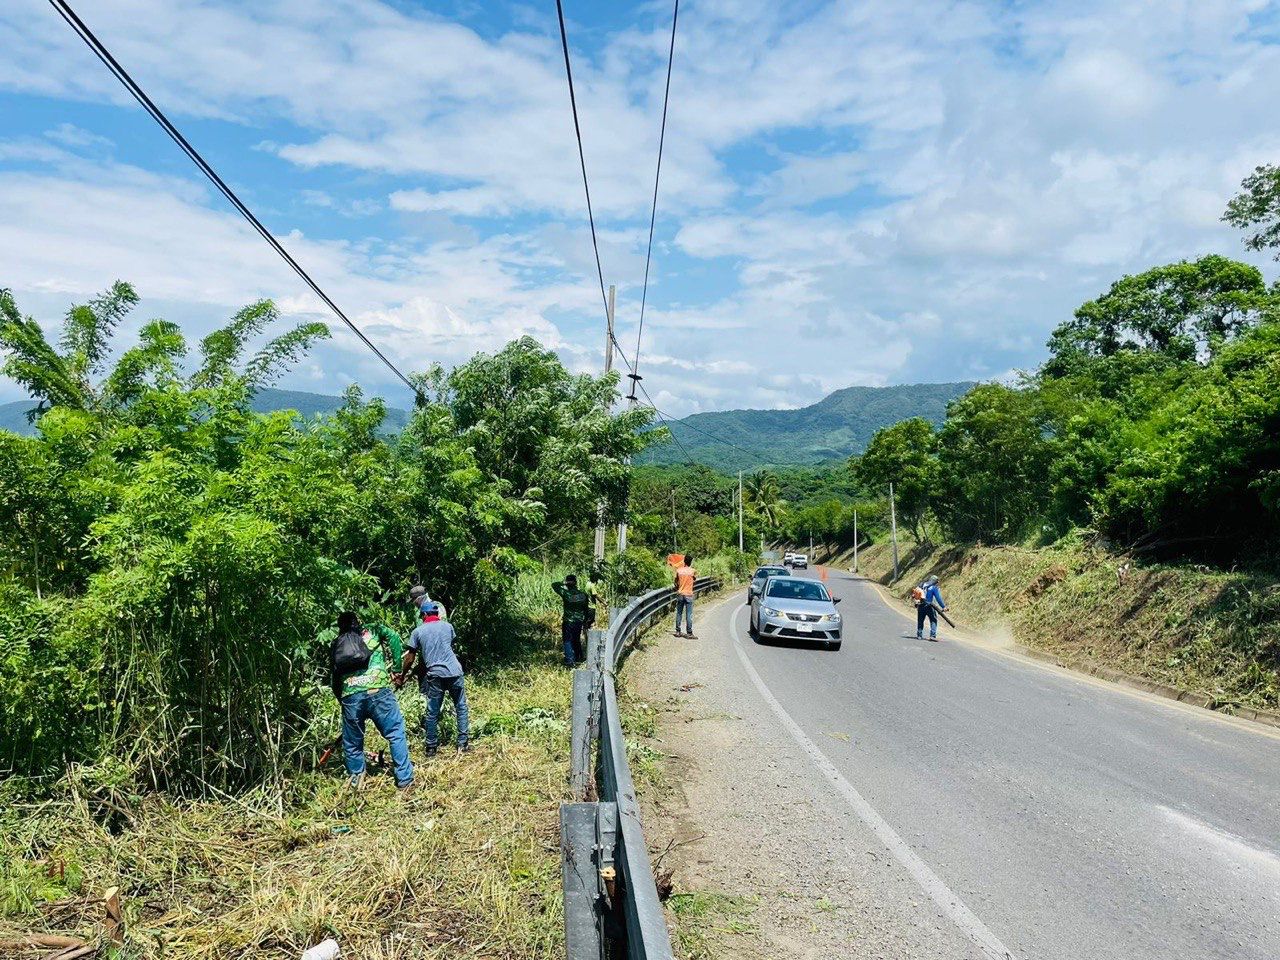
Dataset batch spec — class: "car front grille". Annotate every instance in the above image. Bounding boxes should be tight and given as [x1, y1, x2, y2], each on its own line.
[785, 613, 821, 622]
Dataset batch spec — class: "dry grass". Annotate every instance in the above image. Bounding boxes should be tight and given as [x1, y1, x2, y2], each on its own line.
[1, 653, 573, 959]
[849, 534, 1280, 710]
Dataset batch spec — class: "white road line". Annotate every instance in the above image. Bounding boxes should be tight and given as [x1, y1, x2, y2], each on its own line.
[1158, 805, 1280, 886]
[729, 603, 1016, 960]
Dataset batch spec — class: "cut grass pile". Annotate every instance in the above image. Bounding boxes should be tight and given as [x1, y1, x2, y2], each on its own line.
[1, 639, 573, 959]
[848, 532, 1280, 711]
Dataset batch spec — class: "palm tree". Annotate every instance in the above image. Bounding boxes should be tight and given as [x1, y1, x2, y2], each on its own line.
[0, 283, 329, 418]
[744, 469, 786, 545]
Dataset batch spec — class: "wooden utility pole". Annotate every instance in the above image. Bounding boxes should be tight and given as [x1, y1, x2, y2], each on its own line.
[889, 481, 900, 582]
[738, 470, 744, 553]
[671, 489, 678, 552]
[594, 285, 616, 563]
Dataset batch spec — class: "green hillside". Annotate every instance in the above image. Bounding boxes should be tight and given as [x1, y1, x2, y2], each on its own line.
[0, 386, 413, 436]
[640, 381, 975, 471]
[3, 381, 972, 471]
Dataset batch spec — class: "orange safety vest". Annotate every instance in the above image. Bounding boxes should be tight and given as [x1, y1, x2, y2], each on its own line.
[676, 566, 696, 597]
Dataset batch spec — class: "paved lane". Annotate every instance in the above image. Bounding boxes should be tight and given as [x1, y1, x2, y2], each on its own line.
[710, 569, 1280, 959]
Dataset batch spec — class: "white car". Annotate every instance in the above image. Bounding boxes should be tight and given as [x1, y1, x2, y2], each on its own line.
[783, 552, 797, 566]
[791, 554, 809, 569]
[749, 576, 842, 649]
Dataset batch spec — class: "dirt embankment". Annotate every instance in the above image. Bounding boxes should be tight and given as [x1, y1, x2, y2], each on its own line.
[820, 533, 1279, 713]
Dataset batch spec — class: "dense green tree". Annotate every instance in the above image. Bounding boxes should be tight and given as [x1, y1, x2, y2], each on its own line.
[1093, 316, 1280, 549]
[744, 470, 786, 536]
[850, 417, 939, 540]
[1044, 255, 1271, 375]
[1224, 164, 1280, 259]
[934, 385, 1051, 542]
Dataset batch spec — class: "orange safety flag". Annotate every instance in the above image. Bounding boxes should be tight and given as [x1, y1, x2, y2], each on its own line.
[666, 553, 686, 569]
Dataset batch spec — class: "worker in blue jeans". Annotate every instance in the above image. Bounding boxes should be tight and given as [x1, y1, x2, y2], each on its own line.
[673, 554, 697, 638]
[403, 601, 470, 756]
[915, 574, 946, 641]
[326, 611, 415, 792]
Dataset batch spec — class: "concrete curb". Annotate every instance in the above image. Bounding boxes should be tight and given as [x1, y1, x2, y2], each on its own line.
[1016, 646, 1280, 731]
[841, 569, 1280, 733]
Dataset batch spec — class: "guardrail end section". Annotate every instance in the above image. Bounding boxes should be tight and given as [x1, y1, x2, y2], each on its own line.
[561, 802, 605, 960]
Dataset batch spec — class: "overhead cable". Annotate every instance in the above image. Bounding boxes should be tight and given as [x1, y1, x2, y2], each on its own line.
[636, 380, 807, 469]
[554, 0, 614, 328]
[47, 0, 422, 400]
[629, 0, 679, 397]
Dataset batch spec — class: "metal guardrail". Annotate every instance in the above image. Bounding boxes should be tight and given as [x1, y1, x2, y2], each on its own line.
[561, 576, 720, 959]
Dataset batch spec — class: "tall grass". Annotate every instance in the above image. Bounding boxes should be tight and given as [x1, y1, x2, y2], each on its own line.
[1, 611, 575, 958]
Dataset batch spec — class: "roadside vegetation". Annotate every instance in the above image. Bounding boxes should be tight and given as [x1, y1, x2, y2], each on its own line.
[0, 282, 657, 790]
[0, 569, 576, 958]
[0, 282, 669, 955]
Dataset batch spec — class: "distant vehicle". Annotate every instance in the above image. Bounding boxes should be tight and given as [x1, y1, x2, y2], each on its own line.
[746, 565, 790, 604]
[791, 554, 809, 569]
[783, 552, 797, 566]
[749, 575, 842, 650]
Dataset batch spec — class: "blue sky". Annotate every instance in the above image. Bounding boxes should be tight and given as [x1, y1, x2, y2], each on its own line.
[2, 0, 1279, 414]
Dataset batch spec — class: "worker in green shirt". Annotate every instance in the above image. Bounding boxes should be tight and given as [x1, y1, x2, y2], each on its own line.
[552, 574, 593, 667]
[323, 611, 415, 793]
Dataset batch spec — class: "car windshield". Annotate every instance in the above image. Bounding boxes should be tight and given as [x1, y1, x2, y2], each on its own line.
[765, 579, 829, 601]
[754, 567, 788, 579]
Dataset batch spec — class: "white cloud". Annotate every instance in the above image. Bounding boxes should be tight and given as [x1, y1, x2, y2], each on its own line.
[3, 0, 1280, 415]
[44, 123, 114, 150]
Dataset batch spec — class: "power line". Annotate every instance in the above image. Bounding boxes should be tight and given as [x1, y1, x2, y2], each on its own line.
[47, 0, 422, 401]
[647, 400, 699, 466]
[554, 0, 612, 327]
[550, 4, 791, 473]
[629, 0, 679, 395]
[635, 379, 808, 469]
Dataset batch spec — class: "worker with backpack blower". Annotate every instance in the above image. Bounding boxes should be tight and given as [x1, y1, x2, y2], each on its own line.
[912, 575, 947, 642]
[327, 610, 415, 794]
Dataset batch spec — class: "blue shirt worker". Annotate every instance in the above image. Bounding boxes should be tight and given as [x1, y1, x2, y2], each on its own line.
[914, 575, 946, 641]
[403, 601, 470, 757]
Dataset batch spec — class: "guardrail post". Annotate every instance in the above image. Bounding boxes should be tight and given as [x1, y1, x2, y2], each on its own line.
[595, 800, 621, 948]
[587, 627, 605, 672]
[562, 802, 605, 960]
[570, 669, 595, 801]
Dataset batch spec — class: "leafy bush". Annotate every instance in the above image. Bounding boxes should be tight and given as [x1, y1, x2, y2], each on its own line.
[0, 287, 652, 791]
[603, 546, 669, 604]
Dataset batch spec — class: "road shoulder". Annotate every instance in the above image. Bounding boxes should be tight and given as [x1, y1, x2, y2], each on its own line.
[622, 593, 984, 960]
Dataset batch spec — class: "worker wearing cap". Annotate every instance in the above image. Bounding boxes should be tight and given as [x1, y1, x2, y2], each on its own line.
[403, 600, 469, 756]
[408, 584, 447, 622]
[552, 574, 592, 667]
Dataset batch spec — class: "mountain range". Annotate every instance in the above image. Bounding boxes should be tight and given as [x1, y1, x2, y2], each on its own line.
[0, 387, 414, 437]
[1, 381, 975, 471]
[638, 381, 974, 472]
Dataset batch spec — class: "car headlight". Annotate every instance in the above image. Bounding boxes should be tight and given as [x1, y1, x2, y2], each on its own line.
[821, 613, 841, 623]
[762, 607, 782, 618]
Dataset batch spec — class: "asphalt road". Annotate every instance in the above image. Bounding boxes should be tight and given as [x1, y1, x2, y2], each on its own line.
[706, 568, 1280, 960]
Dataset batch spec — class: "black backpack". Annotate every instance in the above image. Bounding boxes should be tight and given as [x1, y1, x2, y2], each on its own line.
[332, 628, 372, 680]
